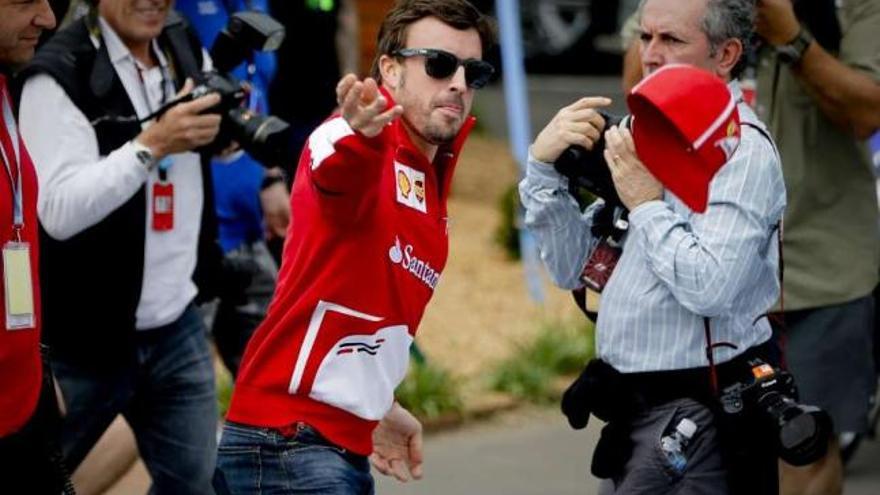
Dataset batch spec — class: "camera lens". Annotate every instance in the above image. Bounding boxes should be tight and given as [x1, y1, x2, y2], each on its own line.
[772, 401, 832, 466]
[780, 410, 818, 449]
[226, 108, 292, 166]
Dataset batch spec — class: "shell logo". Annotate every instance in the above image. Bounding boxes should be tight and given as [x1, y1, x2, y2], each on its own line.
[397, 170, 412, 199]
[726, 119, 739, 137]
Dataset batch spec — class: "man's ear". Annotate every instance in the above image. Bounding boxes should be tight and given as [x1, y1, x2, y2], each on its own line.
[379, 54, 402, 89]
[715, 38, 744, 79]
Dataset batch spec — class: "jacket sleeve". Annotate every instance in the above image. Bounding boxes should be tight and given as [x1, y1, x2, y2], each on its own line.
[302, 116, 390, 220]
[18, 74, 149, 241]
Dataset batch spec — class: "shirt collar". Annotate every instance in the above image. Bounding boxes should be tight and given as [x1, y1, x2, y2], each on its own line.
[98, 17, 169, 70]
[728, 79, 763, 127]
[727, 79, 744, 102]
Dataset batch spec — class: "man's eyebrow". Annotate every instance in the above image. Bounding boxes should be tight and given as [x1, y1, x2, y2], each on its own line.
[640, 28, 688, 40]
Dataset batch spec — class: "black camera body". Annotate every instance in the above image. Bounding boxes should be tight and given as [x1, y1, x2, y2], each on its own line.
[170, 11, 292, 167]
[190, 70, 291, 167]
[720, 359, 832, 466]
[553, 111, 627, 208]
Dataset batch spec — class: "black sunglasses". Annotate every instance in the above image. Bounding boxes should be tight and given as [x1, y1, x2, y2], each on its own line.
[393, 48, 495, 89]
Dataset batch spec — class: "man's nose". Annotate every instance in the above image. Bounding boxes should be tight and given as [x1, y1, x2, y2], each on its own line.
[448, 65, 468, 92]
[36, 0, 58, 30]
[641, 39, 663, 69]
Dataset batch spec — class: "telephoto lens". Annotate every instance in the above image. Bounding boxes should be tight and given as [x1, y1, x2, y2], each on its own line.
[760, 389, 833, 466]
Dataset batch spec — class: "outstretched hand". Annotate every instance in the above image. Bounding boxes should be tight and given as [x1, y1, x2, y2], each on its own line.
[370, 402, 423, 482]
[336, 74, 404, 138]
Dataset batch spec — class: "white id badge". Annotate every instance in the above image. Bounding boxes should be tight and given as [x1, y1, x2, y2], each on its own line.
[3, 241, 35, 330]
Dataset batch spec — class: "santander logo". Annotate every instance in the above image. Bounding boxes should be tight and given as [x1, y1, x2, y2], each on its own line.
[388, 237, 440, 290]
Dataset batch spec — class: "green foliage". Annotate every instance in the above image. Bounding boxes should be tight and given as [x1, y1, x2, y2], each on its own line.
[490, 322, 594, 403]
[495, 183, 522, 260]
[216, 367, 233, 418]
[396, 361, 464, 420]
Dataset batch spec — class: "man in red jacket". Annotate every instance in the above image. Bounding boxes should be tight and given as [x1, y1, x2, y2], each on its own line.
[215, 1, 495, 493]
[0, 0, 67, 493]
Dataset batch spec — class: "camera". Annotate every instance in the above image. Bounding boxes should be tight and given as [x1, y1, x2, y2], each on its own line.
[170, 11, 293, 167]
[720, 359, 832, 466]
[553, 111, 627, 208]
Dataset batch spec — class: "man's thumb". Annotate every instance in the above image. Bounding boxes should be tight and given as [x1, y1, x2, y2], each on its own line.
[176, 78, 195, 98]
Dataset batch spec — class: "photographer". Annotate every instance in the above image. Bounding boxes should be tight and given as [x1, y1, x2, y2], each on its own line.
[17, 0, 222, 492]
[520, 0, 787, 493]
[753, 1, 880, 494]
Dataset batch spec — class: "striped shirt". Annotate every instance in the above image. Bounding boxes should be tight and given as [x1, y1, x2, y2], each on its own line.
[519, 83, 786, 373]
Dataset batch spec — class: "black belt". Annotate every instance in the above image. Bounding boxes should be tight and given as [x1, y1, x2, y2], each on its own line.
[623, 339, 780, 411]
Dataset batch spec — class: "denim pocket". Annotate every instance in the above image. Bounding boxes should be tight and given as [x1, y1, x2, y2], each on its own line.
[216, 445, 261, 494]
[279, 438, 373, 494]
[221, 422, 272, 444]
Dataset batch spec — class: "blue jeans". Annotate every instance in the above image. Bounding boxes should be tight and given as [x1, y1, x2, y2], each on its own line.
[215, 422, 375, 495]
[52, 305, 217, 494]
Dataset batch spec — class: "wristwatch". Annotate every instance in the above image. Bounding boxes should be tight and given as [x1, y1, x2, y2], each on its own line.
[261, 169, 288, 190]
[131, 139, 158, 171]
[776, 28, 814, 66]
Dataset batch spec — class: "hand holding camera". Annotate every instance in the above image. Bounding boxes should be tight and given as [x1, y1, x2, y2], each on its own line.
[138, 78, 223, 160]
[530, 96, 611, 164]
[337, 74, 403, 138]
[604, 125, 663, 211]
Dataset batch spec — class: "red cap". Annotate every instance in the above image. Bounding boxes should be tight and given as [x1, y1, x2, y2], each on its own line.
[627, 64, 741, 213]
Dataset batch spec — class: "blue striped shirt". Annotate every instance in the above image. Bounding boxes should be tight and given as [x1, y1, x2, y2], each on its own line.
[519, 83, 786, 372]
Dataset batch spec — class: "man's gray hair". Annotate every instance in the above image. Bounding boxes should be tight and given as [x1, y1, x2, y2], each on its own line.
[702, 0, 756, 78]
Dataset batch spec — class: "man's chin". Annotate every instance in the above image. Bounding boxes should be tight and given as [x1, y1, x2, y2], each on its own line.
[425, 118, 465, 144]
[424, 125, 460, 145]
[8, 48, 36, 68]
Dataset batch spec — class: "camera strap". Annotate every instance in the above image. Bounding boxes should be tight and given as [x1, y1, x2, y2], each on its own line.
[703, 318, 738, 396]
[161, 11, 202, 86]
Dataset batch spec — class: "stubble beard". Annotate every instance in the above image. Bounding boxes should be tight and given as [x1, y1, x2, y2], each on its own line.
[399, 71, 464, 146]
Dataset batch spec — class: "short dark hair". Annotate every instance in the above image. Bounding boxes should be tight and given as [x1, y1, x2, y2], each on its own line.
[370, 0, 496, 81]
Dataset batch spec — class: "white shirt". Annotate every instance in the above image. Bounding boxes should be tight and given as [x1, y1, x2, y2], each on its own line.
[19, 17, 209, 330]
[519, 82, 786, 372]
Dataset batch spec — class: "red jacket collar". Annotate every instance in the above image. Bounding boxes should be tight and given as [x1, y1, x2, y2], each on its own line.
[378, 86, 476, 204]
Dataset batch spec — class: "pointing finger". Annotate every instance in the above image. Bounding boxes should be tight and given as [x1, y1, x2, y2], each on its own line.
[569, 96, 613, 111]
